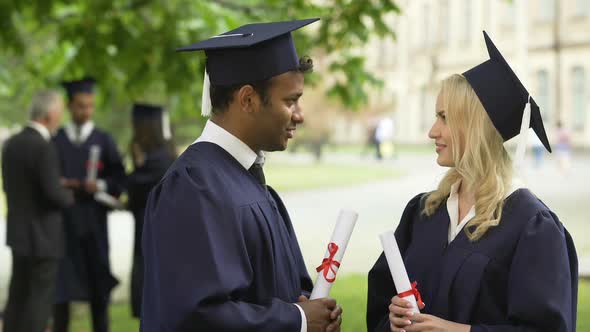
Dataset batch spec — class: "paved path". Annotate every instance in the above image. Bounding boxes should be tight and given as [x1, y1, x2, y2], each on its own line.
[1, 152, 588, 304]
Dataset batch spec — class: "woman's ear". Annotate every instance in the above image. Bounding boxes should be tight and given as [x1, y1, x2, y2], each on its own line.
[237, 85, 260, 114]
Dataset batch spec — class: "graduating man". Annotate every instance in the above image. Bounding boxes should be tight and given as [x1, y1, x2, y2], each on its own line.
[141, 19, 343, 331]
[2, 90, 73, 332]
[52, 77, 126, 332]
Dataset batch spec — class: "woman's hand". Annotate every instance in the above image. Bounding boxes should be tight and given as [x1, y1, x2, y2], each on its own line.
[388, 295, 425, 332]
[402, 313, 470, 332]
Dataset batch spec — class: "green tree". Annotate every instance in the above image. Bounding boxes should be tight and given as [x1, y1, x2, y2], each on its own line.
[0, 0, 399, 144]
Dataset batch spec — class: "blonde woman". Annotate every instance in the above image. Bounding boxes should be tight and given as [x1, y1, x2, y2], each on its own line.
[367, 32, 578, 332]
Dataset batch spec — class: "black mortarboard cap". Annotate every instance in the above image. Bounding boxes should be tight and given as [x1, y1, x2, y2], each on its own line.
[132, 103, 163, 122]
[177, 18, 319, 86]
[463, 31, 551, 152]
[61, 77, 96, 99]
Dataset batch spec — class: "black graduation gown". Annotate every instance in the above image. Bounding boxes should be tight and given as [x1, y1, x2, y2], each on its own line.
[140, 142, 313, 331]
[127, 148, 174, 318]
[52, 127, 126, 304]
[367, 190, 578, 332]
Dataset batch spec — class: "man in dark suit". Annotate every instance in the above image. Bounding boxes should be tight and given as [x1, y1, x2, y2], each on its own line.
[2, 90, 74, 332]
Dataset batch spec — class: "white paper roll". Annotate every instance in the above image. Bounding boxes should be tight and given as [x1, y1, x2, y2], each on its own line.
[87, 145, 101, 182]
[379, 230, 420, 313]
[310, 209, 358, 300]
[94, 191, 123, 209]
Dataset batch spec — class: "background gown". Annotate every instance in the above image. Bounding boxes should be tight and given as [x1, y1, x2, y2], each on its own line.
[53, 127, 126, 305]
[127, 147, 175, 318]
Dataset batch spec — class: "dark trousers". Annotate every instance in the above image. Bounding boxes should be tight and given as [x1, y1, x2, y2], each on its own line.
[53, 300, 108, 332]
[3, 254, 59, 332]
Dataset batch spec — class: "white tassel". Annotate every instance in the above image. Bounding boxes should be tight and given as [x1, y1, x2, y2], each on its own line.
[201, 69, 212, 117]
[162, 110, 172, 140]
[513, 96, 531, 175]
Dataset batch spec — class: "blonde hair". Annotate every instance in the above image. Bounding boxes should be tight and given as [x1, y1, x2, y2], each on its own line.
[423, 74, 513, 241]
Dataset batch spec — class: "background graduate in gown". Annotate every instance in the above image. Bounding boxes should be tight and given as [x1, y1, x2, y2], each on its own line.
[141, 19, 343, 331]
[126, 103, 176, 318]
[367, 32, 578, 332]
[52, 77, 126, 332]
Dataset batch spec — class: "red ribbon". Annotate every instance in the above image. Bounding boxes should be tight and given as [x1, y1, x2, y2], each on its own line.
[315, 242, 341, 283]
[85, 160, 104, 171]
[398, 281, 424, 307]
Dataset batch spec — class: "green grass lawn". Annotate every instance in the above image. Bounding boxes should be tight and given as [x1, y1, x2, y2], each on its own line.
[265, 161, 403, 192]
[69, 275, 590, 332]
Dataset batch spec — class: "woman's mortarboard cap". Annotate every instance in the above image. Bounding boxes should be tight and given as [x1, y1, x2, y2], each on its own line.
[462, 31, 551, 152]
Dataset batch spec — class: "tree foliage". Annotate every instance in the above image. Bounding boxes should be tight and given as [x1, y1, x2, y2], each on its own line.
[0, 0, 399, 143]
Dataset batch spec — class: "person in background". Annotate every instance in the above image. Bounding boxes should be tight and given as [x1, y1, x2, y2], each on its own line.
[52, 77, 126, 332]
[555, 120, 572, 172]
[2, 90, 74, 332]
[126, 103, 176, 318]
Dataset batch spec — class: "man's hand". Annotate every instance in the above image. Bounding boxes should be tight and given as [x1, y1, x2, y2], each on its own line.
[83, 180, 98, 194]
[60, 178, 80, 189]
[402, 314, 470, 332]
[298, 296, 342, 332]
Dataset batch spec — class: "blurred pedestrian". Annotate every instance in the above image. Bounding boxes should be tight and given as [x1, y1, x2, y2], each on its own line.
[126, 103, 176, 318]
[555, 121, 572, 172]
[52, 77, 126, 332]
[375, 116, 394, 160]
[529, 129, 544, 168]
[2, 90, 74, 332]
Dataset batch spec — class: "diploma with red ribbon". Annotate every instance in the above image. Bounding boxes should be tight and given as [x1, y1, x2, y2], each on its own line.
[379, 230, 421, 313]
[310, 209, 358, 300]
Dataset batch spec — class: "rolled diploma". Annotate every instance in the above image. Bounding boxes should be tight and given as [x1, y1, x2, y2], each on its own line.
[379, 230, 420, 313]
[310, 209, 358, 300]
[94, 191, 122, 209]
[87, 145, 101, 182]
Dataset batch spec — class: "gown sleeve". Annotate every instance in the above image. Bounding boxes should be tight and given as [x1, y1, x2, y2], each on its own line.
[471, 210, 578, 332]
[140, 167, 302, 332]
[366, 193, 425, 332]
[101, 133, 126, 197]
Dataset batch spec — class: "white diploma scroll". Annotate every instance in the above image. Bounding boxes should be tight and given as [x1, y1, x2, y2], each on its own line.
[379, 230, 421, 314]
[87, 145, 101, 182]
[94, 191, 123, 210]
[310, 210, 358, 300]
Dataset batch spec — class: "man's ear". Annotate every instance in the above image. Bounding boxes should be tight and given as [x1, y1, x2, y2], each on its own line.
[237, 85, 261, 113]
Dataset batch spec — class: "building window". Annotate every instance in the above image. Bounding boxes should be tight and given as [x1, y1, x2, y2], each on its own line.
[501, 1, 516, 26]
[572, 67, 586, 131]
[538, 0, 555, 21]
[439, 0, 450, 46]
[575, 0, 590, 16]
[462, 0, 472, 44]
[537, 70, 551, 123]
[423, 3, 430, 47]
[421, 87, 431, 132]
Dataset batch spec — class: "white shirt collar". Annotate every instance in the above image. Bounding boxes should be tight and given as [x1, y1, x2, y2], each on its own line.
[194, 120, 260, 170]
[446, 178, 524, 243]
[65, 121, 95, 144]
[28, 121, 51, 141]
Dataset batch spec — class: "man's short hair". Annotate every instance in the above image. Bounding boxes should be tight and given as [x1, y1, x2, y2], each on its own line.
[29, 90, 62, 121]
[210, 56, 313, 114]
